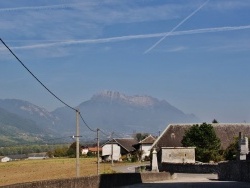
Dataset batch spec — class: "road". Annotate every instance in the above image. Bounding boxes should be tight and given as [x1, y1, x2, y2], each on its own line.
[111, 164, 142, 173]
[112, 164, 250, 188]
[121, 173, 250, 188]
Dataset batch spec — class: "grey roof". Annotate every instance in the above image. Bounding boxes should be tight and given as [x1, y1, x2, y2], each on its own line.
[105, 138, 138, 152]
[7, 154, 27, 160]
[28, 152, 47, 158]
[139, 135, 156, 144]
[151, 123, 250, 150]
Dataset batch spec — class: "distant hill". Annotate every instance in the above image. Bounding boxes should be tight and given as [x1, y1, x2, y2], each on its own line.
[0, 99, 60, 146]
[0, 108, 48, 146]
[0, 91, 199, 145]
[0, 99, 60, 132]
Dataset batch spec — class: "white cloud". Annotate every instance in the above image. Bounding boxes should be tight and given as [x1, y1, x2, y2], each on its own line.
[208, 0, 250, 10]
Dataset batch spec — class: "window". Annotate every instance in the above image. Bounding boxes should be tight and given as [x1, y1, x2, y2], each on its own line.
[171, 133, 175, 139]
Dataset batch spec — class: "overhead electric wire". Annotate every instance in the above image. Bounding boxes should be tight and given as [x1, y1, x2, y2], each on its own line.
[99, 129, 110, 137]
[79, 112, 96, 132]
[1, 38, 116, 137]
[0, 38, 76, 112]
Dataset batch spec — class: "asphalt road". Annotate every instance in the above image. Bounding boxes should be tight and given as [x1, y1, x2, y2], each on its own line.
[112, 165, 250, 188]
[121, 173, 250, 188]
[112, 164, 141, 173]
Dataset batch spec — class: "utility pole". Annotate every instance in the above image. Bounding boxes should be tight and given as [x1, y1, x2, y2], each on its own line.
[97, 128, 100, 175]
[76, 110, 80, 177]
[111, 132, 114, 166]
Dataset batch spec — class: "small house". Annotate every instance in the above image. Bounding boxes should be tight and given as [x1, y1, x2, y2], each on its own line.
[0, 156, 11, 162]
[88, 147, 102, 155]
[81, 146, 89, 155]
[133, 135, 156, 161]
[28, 153, 48, 160]
[7, 154, 27, 161]
[102, 138, 138, 161]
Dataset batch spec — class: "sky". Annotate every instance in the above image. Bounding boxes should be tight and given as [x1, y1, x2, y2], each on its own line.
[0, 0, 250, 123]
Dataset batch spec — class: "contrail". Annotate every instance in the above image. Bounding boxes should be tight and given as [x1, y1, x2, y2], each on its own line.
[0, 5, 69, 12]
[3, 25, 250, 50]
[144, 0, 210, 54]
[0, 3, 86, 12]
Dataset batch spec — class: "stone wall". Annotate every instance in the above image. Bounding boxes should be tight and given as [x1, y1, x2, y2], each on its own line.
[161, 163, 218, 174]
[161, 147, 196, 164]
[1, 172, 175, 188]
[218, 161, 250, 182]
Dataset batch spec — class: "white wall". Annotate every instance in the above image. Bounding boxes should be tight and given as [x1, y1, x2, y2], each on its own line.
[1, 157, 11, 162]
[141, 144, 151, 160]
[81, 148, 89, 155]
[102, 144, 121, 161]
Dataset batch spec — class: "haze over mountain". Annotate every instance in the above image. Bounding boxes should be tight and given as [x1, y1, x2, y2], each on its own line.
[0, 91, 199, 145]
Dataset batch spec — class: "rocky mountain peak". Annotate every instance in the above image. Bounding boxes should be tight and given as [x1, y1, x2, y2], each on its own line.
[92, 90, 159, 107]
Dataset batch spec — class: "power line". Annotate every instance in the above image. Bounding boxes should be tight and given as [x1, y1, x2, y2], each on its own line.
[79, 112, 96, 132]
[0, 38, 76, 112]
[1, 38, 100, 138]
[99, 129, 110, 137]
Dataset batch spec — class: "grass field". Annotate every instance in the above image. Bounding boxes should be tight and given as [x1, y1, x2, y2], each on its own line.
[0, 158, 114, 186]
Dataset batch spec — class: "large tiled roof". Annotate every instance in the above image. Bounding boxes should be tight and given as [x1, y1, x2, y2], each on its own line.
[151, 123, 250, 150]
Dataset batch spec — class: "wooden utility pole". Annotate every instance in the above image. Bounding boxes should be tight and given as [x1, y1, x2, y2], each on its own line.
[97, 128, 100, 175]
[76, 110, 80, 177]
[111, 132, 114, 166]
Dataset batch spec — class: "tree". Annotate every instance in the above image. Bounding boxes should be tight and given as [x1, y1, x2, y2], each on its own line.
[67, 142, 82, 158]
[224, 136, 250, 160]
[212, 119, 218, 123]
[53, 146, 68, 157]
[134, 133, 149, 142]
[181, 123, 223, 162]
[224, 137, 238, 160]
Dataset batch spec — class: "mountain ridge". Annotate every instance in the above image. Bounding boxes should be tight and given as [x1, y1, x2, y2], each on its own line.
[0, 91, 199, 145]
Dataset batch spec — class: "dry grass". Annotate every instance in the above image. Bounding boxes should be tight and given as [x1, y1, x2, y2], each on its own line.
[0, 158, 114, 186]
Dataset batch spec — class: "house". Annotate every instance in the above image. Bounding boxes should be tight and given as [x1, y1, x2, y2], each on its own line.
[151, 123, 250, 150]
[133, 135, 156, 161]
[7, 154, 27, 161]
[81, 146, 89, 155]
[102, 138, 138, 161]
[88, 147, 102, 155]
[81, 146, 102, 155]
[28, 152, 48, 160]
[0, 156, 11, 162]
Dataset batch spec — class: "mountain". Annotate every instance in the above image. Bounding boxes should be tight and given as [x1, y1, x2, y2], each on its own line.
[52, 91, 199, 134]
[0, 107, 49, 146]
[0, 99, 61, 146]
[0, 91, 199, 145]
[0, 99, 60, 133]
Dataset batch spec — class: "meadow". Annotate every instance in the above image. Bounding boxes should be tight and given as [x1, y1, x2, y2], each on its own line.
[0, 158, 113, 186]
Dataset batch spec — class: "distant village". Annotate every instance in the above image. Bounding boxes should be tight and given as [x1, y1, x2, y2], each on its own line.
[1, 122, 250, 167]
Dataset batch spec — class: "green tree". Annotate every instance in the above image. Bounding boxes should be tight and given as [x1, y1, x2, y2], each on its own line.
[224, 137, 250, 160]
[212, 119, 218, 123]
[224, 137, 238, 160]
[67, 142, 82, 158]
[181, 123, 223, 162]
[53, 146, 68, 157]
[134, 133, 149, 142]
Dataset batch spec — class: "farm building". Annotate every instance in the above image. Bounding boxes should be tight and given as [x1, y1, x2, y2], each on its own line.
[102, 138, 138, 161]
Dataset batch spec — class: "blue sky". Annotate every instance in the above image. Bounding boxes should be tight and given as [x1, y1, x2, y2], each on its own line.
[0, 0, 250, 123]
